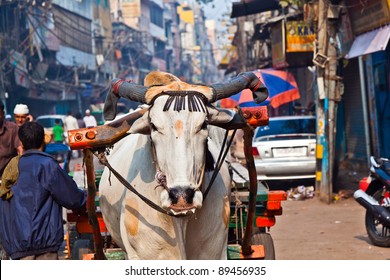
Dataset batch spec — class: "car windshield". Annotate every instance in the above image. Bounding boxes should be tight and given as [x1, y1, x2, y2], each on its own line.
[255, 117, 316, 140]
[37, 118, 63, 128]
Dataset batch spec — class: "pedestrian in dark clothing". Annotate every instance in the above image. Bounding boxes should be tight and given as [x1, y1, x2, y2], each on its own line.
[0, 100, 22, 178]
[0, 100, 22, 260]
[0, 122, 86, 260]
[76, 112, 86, 129]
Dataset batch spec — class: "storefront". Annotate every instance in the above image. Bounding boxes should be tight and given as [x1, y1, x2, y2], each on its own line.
[344, 0, 390, 161]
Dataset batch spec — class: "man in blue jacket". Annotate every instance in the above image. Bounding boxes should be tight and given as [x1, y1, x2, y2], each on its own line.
[0, 121, 86, 260]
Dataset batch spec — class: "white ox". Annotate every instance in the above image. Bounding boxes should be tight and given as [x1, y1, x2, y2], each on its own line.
[99, 71, 267, 259]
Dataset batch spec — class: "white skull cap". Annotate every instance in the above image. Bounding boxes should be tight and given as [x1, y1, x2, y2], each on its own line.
[14, 104, 29, 115]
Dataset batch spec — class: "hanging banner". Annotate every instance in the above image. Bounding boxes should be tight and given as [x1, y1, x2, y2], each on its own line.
[286, 21, 316, 52]
[271, 20, 287, 69]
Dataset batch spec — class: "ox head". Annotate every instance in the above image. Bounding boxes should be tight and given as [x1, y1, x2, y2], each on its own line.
[104, 71, 268, 215]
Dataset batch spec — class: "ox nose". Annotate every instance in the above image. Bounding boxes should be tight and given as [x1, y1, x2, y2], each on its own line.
[168, 187, 195, 206]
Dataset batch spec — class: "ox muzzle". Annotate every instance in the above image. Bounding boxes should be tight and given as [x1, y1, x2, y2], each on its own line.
[160, 185, 203, 216]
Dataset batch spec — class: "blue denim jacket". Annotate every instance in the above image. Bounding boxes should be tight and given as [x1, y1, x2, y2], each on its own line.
[0, 150, 86, 259]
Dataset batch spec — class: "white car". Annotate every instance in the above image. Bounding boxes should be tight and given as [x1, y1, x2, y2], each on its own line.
[252, 115, 316, 181]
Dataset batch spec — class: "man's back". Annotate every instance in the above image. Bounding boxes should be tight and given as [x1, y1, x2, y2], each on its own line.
[52, 124, 63, 143]
[64, 115, 79, 131]
[0, 150, 86, 259]
[83, 115, 97, 127]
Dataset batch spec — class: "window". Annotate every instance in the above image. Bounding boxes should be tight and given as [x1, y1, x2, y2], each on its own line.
[150, 4, 163, 27]
[154, 39, 165, 59]
[255, 117, 316, 140]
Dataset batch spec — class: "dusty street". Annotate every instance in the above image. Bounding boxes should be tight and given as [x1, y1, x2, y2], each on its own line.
[69, 157, 390, 260]
[270, 196, 390, 260]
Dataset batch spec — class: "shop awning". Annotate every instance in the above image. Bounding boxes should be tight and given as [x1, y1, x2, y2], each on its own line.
[346, 25, 390, 59]
[231, 0, 280, 18]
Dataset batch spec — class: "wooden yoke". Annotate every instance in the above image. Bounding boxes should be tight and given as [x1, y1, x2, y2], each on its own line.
[68, 106, 268, 150]
[67, 108, 148, 150]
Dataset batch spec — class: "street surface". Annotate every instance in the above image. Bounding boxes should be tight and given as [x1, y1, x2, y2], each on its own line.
[271, 196, 390, 260]
[69, 157, 390, 260]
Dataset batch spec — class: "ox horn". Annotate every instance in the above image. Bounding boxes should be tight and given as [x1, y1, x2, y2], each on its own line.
[210, 72, 269, 104]
[104, 79, 148, 120]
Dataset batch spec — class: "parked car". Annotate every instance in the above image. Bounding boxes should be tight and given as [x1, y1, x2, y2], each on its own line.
[36, 114, 67, 142]
[252, 115, 316, 181]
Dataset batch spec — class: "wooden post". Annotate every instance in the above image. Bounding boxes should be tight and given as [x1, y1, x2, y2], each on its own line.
[315, 0, 342, 203]
[315, 0, 331, 203]
[241, 126, 257, 255]
[84, 148, 106, 260]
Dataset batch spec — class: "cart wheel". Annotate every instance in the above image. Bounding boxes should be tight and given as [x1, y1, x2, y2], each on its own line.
[71, 239, 91, 260]
[251, 230, 275, 260]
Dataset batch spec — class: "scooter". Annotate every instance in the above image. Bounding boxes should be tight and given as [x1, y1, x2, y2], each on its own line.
[354, 156, 390, 247]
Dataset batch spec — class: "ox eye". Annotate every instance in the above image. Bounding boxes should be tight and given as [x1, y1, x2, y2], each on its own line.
[201, 121, 208, 130]
[197, 121, 208, 133]
[150, 123, 157, 131]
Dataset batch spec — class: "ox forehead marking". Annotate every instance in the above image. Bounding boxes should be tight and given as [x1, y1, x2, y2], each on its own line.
[124, 197, 139, 236]
[175, 120, 183, 138]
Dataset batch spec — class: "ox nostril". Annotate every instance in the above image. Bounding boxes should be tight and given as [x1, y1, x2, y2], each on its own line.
[168, 188, 180, 204]
[184, 188, 195, 204]
[168, 187, 196, 205]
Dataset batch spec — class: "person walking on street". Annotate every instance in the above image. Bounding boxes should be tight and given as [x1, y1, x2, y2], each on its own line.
[0, 100, 22, 260]
[83, 109, 97, 127]
[76, 112, 86, 128]
[64, 110, 79, 133]
[13, 104, 33, 127]
[52, 119, 64, 143]
[0, 122, 86, 260]
[0, 101, 22, 178]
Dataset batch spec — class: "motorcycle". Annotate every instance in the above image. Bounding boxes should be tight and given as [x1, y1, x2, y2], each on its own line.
[354, 156, 390, 247]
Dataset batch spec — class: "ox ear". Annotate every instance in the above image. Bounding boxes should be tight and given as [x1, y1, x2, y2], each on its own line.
[208, 105, 249, 130]
[207, 105, 235, 125]
[129, 112, 151, 134]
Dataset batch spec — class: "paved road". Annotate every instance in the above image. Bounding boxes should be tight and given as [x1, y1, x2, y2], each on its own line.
[68, 156, 390, 260]
[270, 196, 390, 260]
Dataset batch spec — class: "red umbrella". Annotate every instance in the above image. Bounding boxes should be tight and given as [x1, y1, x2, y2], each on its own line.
[219, 69, 300, 108]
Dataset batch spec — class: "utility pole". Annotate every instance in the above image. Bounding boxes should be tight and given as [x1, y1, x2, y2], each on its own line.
[315, 0, 342, 203]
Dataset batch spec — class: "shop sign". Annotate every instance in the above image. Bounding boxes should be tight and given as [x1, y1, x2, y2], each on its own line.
[347, 0, 390, 35]
[286, 21, 316, 52]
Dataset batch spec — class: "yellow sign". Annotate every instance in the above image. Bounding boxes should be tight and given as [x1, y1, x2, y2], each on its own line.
[286, 21, 316, 52]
